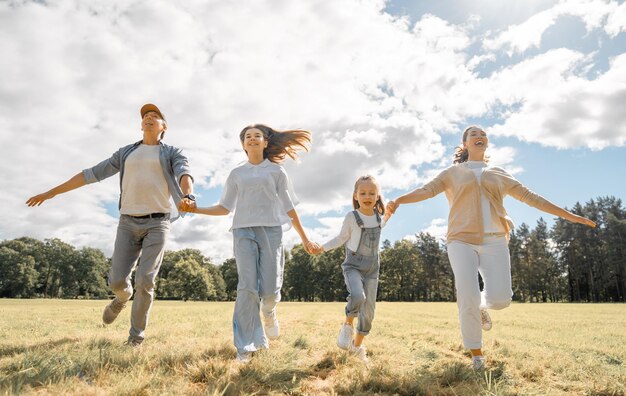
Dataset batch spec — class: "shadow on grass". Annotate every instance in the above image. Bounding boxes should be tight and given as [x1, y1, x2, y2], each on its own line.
[1, 336, 150, 394]
[208, 348, 508, 396]
[323, 354, 511, 396]
[0, 337, 80, 358]
[0, 338, 516, 396]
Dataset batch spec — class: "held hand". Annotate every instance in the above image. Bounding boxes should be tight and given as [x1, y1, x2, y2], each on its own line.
[386, 200, 399, 215]
[303, 240, 314, 254]
[304, 241, 322, 254]
[383, 210, 393, 224]
[178, 198, 197, 213]
[26, 191, 55, 207]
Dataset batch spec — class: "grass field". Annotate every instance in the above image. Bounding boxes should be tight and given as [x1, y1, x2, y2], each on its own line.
[0, 300, 624, 395]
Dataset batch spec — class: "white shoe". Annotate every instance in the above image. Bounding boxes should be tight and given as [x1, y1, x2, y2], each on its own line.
[472, 355, 486, 370]
[349, 342, 368, 363]
[263, 312, 280, 340]
[336, 323, 354, 350]
[480, 309, 492, 331]
[236, 351, 252, 363]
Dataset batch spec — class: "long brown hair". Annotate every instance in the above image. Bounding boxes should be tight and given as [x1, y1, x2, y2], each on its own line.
[352, 175, 385, 216]
[239, 124, 312, 163]
[453, 125, 488, 164]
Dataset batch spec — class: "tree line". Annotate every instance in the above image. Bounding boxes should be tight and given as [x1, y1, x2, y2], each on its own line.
[1, 196, 624, 302]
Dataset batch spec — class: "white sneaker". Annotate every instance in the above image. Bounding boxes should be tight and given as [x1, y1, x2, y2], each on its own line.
[349, 342, 368, 363]
[472, 355, 486, 370]
[236, 351, 252, 363]
[336, 323, 354, 350]
[480, 309, 492, 331]
[263, 312, 280, 340]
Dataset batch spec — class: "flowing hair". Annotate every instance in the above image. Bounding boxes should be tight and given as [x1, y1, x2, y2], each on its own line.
[352, 175, 385, 216]
[239, 124, 312, 163]
[453, 125, 489, 164]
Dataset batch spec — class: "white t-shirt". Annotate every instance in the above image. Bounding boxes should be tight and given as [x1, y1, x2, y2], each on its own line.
[461, 161, 505, 233]
[322, 210, 385, 252]
[219, 159, 299, 229]
[120, 144, 171, 215]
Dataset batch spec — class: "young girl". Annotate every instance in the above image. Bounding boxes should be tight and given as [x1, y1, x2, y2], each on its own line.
[311, 175, 386, 362]
[191, 124, 316, 362]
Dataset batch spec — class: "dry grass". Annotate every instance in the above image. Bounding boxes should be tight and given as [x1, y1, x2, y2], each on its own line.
[0, 300, 624, 395]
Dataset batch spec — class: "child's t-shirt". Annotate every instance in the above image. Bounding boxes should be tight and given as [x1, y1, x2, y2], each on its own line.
[322, 210, 385, 252]
[219, 159, 299, 230]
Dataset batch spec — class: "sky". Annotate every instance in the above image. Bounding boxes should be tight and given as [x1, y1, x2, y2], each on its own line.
[1, 0, 625, 263]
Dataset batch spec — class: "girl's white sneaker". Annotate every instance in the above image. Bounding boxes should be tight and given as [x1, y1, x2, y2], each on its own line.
[349, 342, 368, 363]
[236, 351, 252, 363]
[472, 355, 486, 370]
[336, 323, 354, 350]
[263, 312, 280, 340]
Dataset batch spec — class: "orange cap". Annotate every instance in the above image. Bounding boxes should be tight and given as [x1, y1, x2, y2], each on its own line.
[140, 103, 166, 122]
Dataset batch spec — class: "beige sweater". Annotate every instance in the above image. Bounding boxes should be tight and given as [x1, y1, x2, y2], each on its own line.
[422, 164, 552, 244]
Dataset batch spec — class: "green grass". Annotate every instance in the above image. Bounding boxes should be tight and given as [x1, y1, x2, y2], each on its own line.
[1, 300, 625, 395]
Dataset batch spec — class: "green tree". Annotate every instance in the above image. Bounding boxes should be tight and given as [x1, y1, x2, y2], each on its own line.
[379, 239, 420, 301]
[313, 247, 346, 302]
[220, 258, 238, 300]
[414, 233, 454, 301]
[0, 246, 38, 298]
[158, 249, 226, 300]
[283, 244, 316, 301]
[159, 258, 215, 301]
[71, 247, 109, 298]
[41, 238, 77, 298]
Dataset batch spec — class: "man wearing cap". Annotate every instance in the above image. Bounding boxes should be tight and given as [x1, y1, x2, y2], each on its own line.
[26, 104, 196, 346]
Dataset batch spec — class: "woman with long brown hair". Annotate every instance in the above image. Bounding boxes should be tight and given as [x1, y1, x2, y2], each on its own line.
[191, 124, 315, 362]
[386, 126, 595, 369]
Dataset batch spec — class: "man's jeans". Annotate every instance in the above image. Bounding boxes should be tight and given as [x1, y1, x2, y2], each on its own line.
[109, 214, 170, 342]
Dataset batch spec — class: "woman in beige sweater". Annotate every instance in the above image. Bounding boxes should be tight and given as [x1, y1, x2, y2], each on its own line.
[386, 126, 595, 369]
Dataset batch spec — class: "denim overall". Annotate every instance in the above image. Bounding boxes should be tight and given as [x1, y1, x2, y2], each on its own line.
[342, 210, 381, 335]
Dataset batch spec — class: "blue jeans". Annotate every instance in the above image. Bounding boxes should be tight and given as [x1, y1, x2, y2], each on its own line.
[232, 226, 284, 353]
[109, 214, 170, 342]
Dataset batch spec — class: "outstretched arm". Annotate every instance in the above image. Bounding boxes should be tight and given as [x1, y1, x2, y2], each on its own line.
[26, 172, 87, 207]
[538, 200, 596, 228]
[194, 204, 230, 216]
[504, 170, 596, 228]
[386, 188, 433, 216]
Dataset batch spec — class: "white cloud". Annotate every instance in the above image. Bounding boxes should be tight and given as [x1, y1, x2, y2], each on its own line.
[487, 50, 626, 150]
[482, 0, 619, 55]
[605, 1, 626, 37]
[421, 218, 448, 241]
[485, 145, 524, 175]
[483, 8, 559, 55]
[1, 0, 624, 263]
